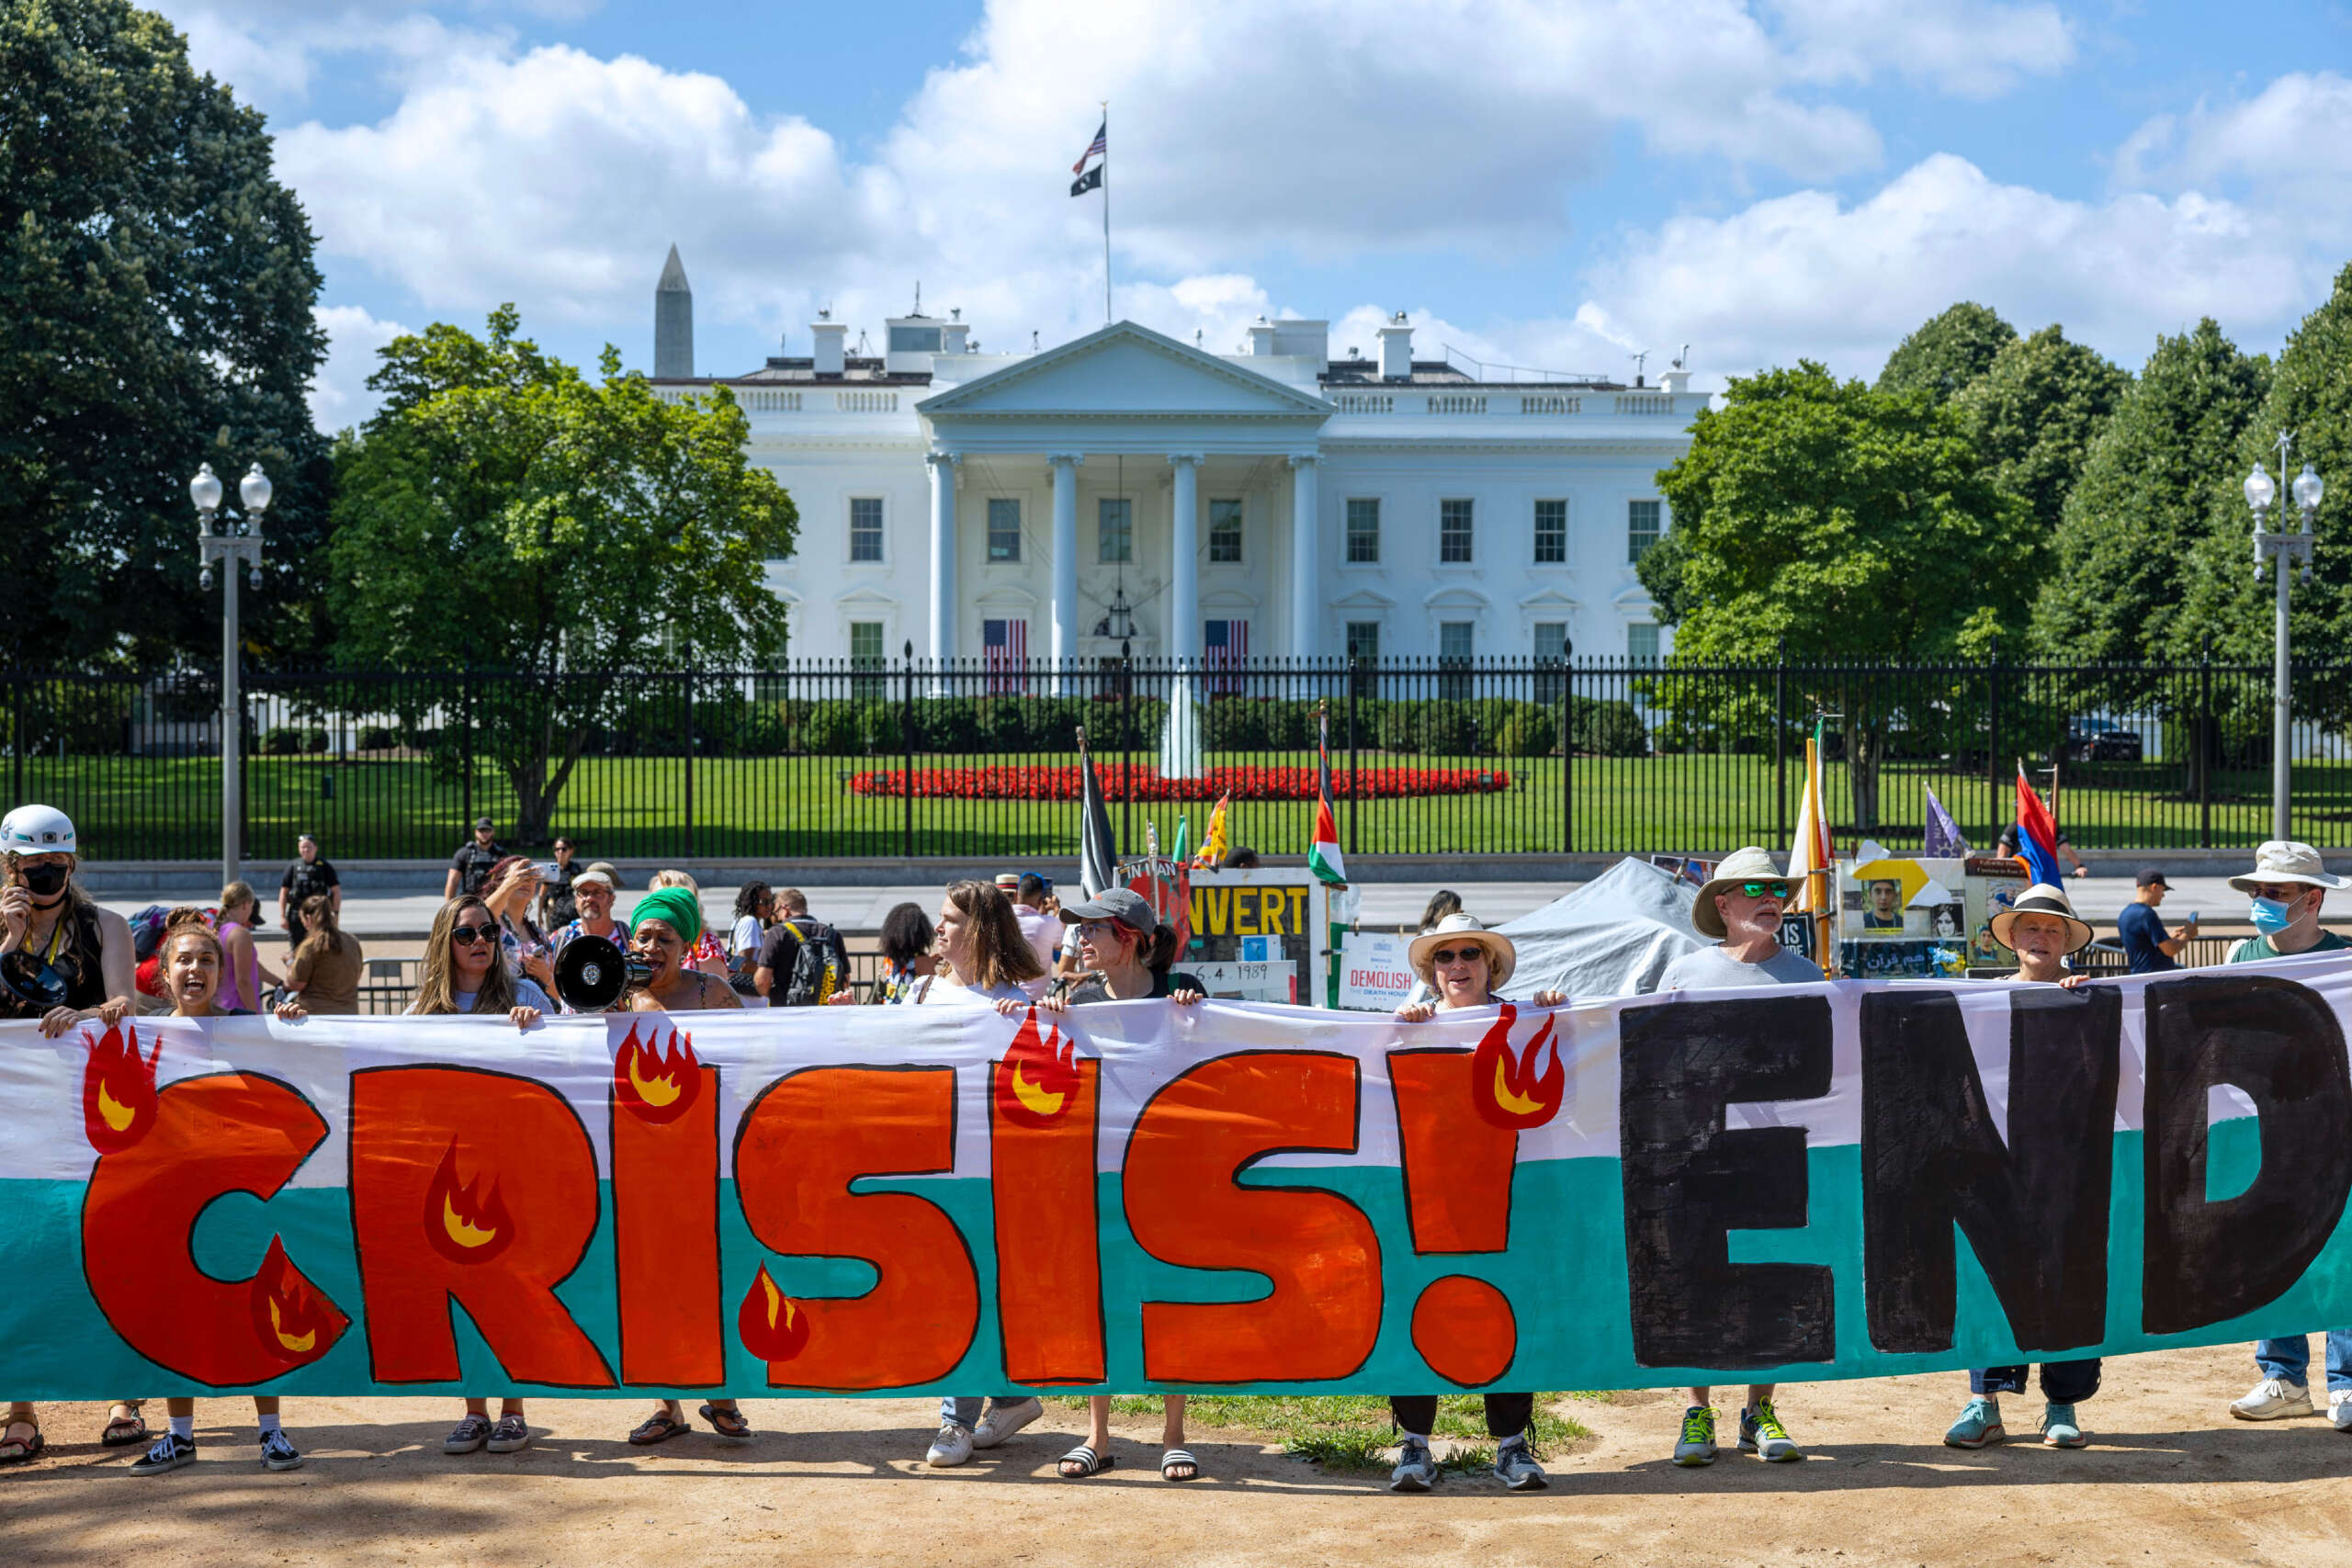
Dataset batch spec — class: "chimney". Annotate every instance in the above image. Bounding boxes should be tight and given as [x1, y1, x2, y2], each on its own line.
[811, 310, 845, 377]
[941, 307, 969, 355]
[1377, 311, 1413, 381]
[1657, 367, 1690, 394]
[1247, 315, 1276, 356]
[654, 243, 694, 378]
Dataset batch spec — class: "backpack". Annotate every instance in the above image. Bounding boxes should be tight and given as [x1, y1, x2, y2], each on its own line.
[129, 905, 175, 963]
[777, 918, 842, 1008]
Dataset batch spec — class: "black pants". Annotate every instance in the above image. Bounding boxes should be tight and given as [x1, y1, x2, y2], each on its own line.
[1388, 1393, 1532, 1440]
[1970, 1359, 2099, 1404]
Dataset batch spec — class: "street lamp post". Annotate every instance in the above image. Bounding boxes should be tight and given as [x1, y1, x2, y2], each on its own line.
[190, 462, 272, 888]
[2245, 435, 2324, 842]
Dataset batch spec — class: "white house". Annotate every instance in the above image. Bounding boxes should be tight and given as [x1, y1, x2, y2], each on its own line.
[646, 253, 1701, 669]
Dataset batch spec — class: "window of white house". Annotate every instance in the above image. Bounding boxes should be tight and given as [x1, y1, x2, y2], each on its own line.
[1627, 623, 1660, 664]
[1098, 498, 1132, 563]
[1208, 499, 1243, 563]
[888, 325, 941, 353]
[850, 621, 886, 665]
[1627, 500, 1662, 563]
[1439, 498, 1474, 563]
[1345, 620, 1381, 661]
[1345, 498, 1380, 563]
[1532, 620, 1568, 660]
[1533, 619, 1568, 701]
[849, 498, 884, 562]
[1439, 621, 1475, 660]
[987, 498, 1021, 563]
[1534, 499, 1566, 563]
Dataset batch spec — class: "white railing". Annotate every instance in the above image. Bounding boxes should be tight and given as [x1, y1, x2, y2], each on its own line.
[1329, 392, 1395, 413]
[1427, 394, 1488, 414]
[740, 389, 802, 412]
[837, 390, 899, 412]
[1615, 394, 1674, 416]
[1520, 394, 1581, 415]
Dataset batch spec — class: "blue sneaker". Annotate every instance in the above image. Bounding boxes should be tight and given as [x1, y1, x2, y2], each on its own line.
[1945, 1395, 2005, 1449]
[1389, 1438, 1438, 1493]
[1492, 1438, 1547, 1491]
[2040, 1404, 2086, 1449]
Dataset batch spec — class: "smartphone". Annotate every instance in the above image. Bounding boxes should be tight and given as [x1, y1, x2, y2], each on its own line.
[532, 860, 562, 881]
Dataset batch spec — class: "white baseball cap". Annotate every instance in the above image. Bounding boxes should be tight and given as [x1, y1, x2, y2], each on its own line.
[0, 804, 76, 859]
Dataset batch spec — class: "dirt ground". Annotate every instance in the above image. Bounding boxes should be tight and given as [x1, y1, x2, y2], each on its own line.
[5, 1342, 2348, 1567]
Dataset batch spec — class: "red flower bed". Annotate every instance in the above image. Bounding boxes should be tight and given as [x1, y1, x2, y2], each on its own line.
[845, 762, 1512, 801]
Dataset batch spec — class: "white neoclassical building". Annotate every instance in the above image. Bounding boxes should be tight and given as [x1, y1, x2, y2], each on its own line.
[649, 255, 1702, 669]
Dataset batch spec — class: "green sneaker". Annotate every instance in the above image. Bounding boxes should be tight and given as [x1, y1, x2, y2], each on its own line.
[1672, 1406, 1717, 1467]
[2040, 1403, 2086, 1449]
[1944, 1395, 2005, 1449]
[1739, 1401, 1803, 1461]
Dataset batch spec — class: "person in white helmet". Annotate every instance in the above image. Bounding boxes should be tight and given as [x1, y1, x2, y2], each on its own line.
[0, 805, 134, 1039]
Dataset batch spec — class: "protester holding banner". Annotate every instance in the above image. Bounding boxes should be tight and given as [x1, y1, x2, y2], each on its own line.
[648, 870, 733, 981]
[910, 881, 1046, 1010]
[2221, 842, 2352, 1429]
[0, 805, 133, 1039]
[127, 912, 307, 1473]
[1946, 885, 2100, 1451]
[1388, 912, 1565, 1493]
[1646, 847, 1817, 1467]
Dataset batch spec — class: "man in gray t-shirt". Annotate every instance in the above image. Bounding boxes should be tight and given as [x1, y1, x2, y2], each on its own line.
[1639, 845, 1825, 1472]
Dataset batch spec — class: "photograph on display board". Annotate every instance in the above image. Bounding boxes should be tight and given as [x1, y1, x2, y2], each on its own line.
[1965, 854, 2034, 967]
[1836, 850, 1968, 976]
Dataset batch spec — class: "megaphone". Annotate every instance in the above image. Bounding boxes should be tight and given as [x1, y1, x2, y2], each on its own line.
[552, 934, 650, 1013]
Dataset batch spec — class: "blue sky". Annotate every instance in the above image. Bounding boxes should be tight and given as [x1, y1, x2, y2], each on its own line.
[156, 0, 2352, 423]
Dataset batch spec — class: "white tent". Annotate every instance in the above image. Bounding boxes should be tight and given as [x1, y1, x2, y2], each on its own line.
[1493, 857, 1708, 1001]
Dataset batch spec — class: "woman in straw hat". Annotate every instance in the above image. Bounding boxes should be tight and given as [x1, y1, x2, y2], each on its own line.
[1386, 913, 1564, 1493]
[1943, 883, 2099, 1453]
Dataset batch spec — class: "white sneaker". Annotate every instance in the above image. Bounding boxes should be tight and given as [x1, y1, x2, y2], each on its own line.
[2330, 1392, 2352, 1432]
[925, 1422, 975, 1467]
[2230, 1377, 2312, 1420]
[970, 1397, 1042, 1450]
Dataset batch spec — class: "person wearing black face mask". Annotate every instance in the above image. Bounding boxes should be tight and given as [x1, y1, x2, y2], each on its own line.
[0, 804, 134, 1040]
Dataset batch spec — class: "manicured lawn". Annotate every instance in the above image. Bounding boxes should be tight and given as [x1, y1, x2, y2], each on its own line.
[19, 748, 2352, 860]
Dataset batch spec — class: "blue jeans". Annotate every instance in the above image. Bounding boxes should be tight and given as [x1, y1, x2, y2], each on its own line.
[2255, 1331, 2352, 1393]
[1971, 1360, 2099, 1404]
[939, 1394, 1025, 1428]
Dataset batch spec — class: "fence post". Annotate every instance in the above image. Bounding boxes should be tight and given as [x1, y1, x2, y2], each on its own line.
[459, 663, 474, 833]
[681, 655, 695, 860]
[2198, 635, 2213, 849]
[1558, 638, 1575, 855]
[1984, 642, 2001, 840]
[901, 641, 916, 860]
[12, 673, 25, 828]
[1773, 637, 1788, 852]
[1119, 639, 1134, 856]
[1345, 666, 1360, 857]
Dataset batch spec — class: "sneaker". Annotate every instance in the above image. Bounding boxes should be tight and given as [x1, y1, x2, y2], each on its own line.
[971, 1396, 1043, 1450]
[925, 1421, 974, 1468]
[259, 1429, 303, 1472]
[1493, 1438, 1547, 1491]
[2332, 1392, 2352, 1433]
[2039, 1403, 2086, 1449]
[129, 1432, 197, 1475]
[486, 1413, 532, 1453]
[1739, 1401, 1803, 1462]
[1672, 1406, 1717, 1467]
[2230, 1377, 2312, 1420]
[443, 1415, 492, 1454]
[1388, 1438, 1438, 1493]
[1944, 1395, 2005, 1449]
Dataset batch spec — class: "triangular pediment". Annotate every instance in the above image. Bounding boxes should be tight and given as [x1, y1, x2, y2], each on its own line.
[918, 321, 1333, 421]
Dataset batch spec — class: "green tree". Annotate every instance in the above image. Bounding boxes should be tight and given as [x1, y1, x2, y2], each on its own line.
[1954, 324, 2132, 536]
[326, 307, 799, 842]
[1874, 302, 2016, 405]
[1641, 361, 2032, 828]
[2031, 320, 2269, 662]
[0, 0, 327, 667]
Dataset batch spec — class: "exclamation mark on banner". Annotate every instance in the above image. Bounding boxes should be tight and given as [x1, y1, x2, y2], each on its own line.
[1389, 1005, 1564, 1387]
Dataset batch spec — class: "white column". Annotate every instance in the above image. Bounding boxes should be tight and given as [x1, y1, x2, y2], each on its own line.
[1049, 452, 1083, 687]
[926, 451, 960, 673]
[1288, 452, 1320, 659]
[1168, 453, 1202, 666]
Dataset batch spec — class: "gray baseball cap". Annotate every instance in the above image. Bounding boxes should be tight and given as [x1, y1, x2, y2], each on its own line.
[1057, 886, 1155, 936]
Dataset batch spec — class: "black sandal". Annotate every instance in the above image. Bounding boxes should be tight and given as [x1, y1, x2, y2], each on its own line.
[1058, 1443, 1114, 1478]
[0, 1423, 43, 1466]
[698, 1403, 753, 1441]
[1160, 1447, 1200, 1482]
[628, 1411, 693, 1445]
[101, 1408, 150, 1448]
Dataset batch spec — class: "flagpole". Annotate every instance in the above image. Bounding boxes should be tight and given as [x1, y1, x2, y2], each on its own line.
[1101, 100, 1112, 325]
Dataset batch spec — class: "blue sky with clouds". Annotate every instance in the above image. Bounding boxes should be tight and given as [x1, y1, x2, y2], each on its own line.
[154, 0, 2352, 423]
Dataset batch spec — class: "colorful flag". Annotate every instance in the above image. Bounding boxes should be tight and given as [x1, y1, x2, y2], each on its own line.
[1170, 814, 1190, 865]
[1308, 708, 1347, 886]
[2012, 764, 2064, 886]
[1788, 717, 1834, 975]
[1194, 794, 1230, 869]
[1922, 784, 1971, 858]
[1077, 729, 1117, 898]
[1070, 118, 1105, 196]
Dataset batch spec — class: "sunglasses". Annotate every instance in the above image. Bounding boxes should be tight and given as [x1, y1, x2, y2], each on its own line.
[449, 922, 498, 945]
[1430, 946, 1487, 965]
[1738, 881, 1792, 899]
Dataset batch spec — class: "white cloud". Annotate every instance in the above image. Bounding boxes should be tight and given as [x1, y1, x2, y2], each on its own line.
[2113, 72, 2352, 201]
[309, 304, 409, 425]
[1768, 0, 2071, 98]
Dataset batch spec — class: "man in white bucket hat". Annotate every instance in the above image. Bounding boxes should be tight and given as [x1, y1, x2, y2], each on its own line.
[2220, 841, 2352, 1428]
[1642, 845, 1824, 1469]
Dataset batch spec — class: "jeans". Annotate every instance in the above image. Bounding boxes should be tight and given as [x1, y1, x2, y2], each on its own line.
[1388, 1392, 1533, 1440]
[2255, 1330, 2352, 1394]
[1971, 1359, 2100, 1404]
[939, 1394, 1026, 1428]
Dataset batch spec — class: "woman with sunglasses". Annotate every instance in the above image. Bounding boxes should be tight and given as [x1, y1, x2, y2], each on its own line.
[1386, 912, 1565, 1494]
[125, 911, 310, 1474]
[407, 896, 547, 1457]
[1645, 846, 1822, 1471]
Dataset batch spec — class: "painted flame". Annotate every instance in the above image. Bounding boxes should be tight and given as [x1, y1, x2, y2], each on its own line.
[994, 1007, 1082, 1129]
[244, 1234, 345, 1367]
[1467, 1004, 1566, 1131]
[423, 1138, 514, 1264]
[81, 1023, 162, 1154]
[612, 1021, 701, 1123]
[735, 1261, 812, 1361]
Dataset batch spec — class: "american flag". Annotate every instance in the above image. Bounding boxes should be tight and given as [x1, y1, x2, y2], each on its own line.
[984, 617, 1027, 694]
[1072, 120, 1106, 175]
[1205, 618, 1248, 694]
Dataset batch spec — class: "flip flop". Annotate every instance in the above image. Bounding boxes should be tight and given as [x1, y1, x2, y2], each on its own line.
[628, 1411, 693, 1446]
[698, 1404, 753, 1441]
[1057, 1443, 1114, 1478]
[1160, 1447, 1200, 1482]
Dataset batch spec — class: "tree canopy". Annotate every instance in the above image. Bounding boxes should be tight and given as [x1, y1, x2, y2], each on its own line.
[1874, 302, 2016, 405]
[327, 307, 799, 840]
[2030, 320, 2268, 662]
[0, 0, 327, 667]
[1953, 324, 2132, 537]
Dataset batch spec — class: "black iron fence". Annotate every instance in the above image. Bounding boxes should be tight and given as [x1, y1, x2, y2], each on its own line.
[7, 655, 2351, 862]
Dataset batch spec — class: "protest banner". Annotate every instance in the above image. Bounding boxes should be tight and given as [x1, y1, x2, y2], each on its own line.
[7, 954, 2352, 1399]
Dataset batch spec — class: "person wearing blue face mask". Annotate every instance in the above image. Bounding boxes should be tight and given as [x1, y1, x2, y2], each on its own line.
[2221, 841, 2352, 1430]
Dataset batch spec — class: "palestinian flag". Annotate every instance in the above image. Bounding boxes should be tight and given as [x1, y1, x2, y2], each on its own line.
[1077, 728, 1117, 898]
[1308, 707, 1346, 886]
